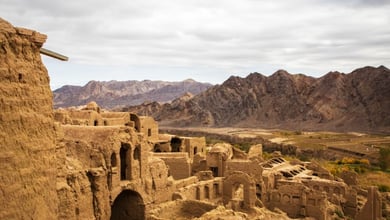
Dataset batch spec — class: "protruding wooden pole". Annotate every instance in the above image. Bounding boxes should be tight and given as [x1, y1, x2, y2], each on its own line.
[40, 48, 68, 61]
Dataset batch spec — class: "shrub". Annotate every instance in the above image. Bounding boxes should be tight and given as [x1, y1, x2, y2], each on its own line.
[335, 209, 344, 218]
[294, 130, 302, 135]
[341, 157, 355, 164]
[378, 184, 390, 192]
[379, 147, 390, 171]
[298, 154, 310, 162]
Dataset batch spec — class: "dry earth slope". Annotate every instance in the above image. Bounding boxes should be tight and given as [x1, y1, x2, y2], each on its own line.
[125, 66, 390, 133]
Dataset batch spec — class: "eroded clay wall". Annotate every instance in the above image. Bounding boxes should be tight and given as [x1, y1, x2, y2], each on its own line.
[57, 126, 124, 219]
[57, 126, 156, 219]
[0, 18, 58, 219]
[101, 112, 131, 126]
[175, 178, 224, 202]
[184, 137, 206, 159]
[265, 184, 327, 220]
[153, 152, 192, 180]
[139, 116, 159, 141]
[225, 160, 263, 182]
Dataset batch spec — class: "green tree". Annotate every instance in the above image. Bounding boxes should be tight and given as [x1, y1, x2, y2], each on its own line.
[379, 147, 390, 171]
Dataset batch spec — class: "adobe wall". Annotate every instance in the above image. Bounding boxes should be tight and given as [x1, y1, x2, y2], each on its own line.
[264, 183, 327, 220]
[356, 186, 382, 220]
[57, 125, 175, 219]
[0, 18, 58, 219]
[173, 177, 224, 202]
[223, 171, 257, 210]
[57, 126, 127, 219]
[54, 110, 72, 124]
[301, 179, 347, 198]
[101, 112, 131, 126]
[206, 143, 233, 177]
[153, 152, 192, 180]
[67, 110, 103, 126]
[225, 159, 263, 182]
[183, 136, 206, 159]
[145, 156, 174, 204]
[248, 144, 263, 160]
[139, 116, 159, 141]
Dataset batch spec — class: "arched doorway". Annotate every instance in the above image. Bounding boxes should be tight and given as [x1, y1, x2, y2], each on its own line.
[223, 171, 256, 209]
[111, 190, 145, 220]
[204, 185, 210, 199]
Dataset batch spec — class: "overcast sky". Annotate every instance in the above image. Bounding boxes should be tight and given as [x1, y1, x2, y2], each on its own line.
[1, 0, 390, 89]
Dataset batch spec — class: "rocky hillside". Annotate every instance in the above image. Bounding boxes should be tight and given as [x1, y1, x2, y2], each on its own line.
[124, 66, 390, 133]
[53, 79, 212, 109]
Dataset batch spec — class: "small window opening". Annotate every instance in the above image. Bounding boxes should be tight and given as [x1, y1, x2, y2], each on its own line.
[210, 167, 218, 177]
[134, 146, 140, 160]
[148, 128, 152, 137]
[111, 152, 117, 167]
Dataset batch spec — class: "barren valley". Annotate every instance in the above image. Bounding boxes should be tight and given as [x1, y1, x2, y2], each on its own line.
[1, 17, 390, 220]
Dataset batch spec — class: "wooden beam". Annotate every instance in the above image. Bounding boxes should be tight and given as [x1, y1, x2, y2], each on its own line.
[40, 48, 68, 61]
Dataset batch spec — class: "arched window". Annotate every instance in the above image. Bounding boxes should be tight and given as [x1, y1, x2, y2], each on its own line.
[196, 187, 201, 200]
[213, 183, 219, 197]
[204, 185, 210, 199]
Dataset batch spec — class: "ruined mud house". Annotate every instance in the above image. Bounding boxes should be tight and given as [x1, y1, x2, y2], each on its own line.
[0, 18, 384, 220]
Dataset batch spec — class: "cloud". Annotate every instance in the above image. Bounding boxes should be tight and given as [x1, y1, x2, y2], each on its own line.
[0, 0, 389, 88]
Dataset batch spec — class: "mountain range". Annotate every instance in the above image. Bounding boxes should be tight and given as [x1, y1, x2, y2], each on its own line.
[123, 66, 390, 133]
[53, 79, 212, 109]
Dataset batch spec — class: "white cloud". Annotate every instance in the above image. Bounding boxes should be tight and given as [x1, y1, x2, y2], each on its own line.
[1, 0, 389, 88]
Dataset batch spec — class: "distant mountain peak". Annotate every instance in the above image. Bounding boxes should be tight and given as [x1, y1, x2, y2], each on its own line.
[53, 79, 212, 109]
[274, 69, 289, 74]
[183, 78, 196, 82]
[125, 66, 390, 133]
[378, 65, 389, 71]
